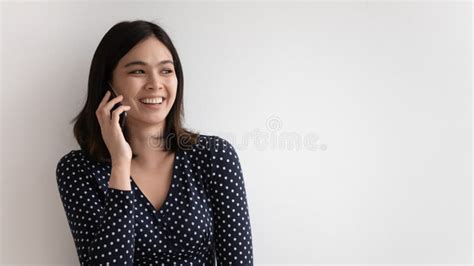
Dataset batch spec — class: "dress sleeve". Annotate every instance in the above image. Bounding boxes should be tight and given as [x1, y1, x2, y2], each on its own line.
[55, 150, 136, 265]
[209, 137, 254, 265]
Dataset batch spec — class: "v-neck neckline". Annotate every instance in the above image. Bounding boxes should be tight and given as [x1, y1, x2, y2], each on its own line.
[130, 147, 180, 215]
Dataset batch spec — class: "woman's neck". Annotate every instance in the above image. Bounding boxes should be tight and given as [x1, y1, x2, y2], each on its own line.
[127, 122, 171, 169]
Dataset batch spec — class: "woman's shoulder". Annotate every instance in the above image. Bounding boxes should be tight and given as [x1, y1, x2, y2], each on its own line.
[55, 149, 111, 193]
[56, 149, 93, 169]
[56, 149, 85, 166]
[195, 134, 244, 182]
[193, 133, 237, 155]
[56, 149, 84, 176]
[55, 149, 103, 181]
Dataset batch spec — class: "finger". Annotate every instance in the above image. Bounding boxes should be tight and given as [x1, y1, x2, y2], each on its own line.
[111, 105, 131, 124]
[95, 110, 103, 126]
[96, 90, 111, 123]
[101, 94, 124, 116]
[97, 90, 111, 111]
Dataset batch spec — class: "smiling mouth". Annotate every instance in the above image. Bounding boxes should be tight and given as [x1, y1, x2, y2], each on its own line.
[140, 97, 164, 104]
[139, 98, 166, 110]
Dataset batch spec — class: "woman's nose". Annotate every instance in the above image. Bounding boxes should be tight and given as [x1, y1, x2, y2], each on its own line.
[145, 72, 165, 90]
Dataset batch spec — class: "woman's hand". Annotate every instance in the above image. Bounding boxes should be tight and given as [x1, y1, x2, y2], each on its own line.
[95, 90, 132, 165]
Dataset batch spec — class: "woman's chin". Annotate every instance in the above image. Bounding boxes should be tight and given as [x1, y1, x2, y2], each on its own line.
[144, 117, 167, 125]
[128, 116, 167, 126]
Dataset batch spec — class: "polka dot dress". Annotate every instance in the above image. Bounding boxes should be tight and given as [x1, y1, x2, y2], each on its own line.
[56, 134, 254, 265]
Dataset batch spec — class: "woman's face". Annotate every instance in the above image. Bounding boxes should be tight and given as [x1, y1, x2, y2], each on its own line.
[110, 36, 177, 126]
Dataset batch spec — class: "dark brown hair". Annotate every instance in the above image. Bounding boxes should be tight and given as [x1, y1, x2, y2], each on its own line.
[71, 20, 200, 163]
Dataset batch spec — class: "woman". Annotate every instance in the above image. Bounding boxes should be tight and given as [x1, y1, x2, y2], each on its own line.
[55, 20, 254, 265]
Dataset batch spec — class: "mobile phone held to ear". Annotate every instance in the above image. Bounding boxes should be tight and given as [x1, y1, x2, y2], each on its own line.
[107, 82, 127, 129]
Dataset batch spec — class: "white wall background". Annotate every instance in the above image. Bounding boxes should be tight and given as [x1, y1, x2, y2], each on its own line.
[1, 1, 471, 265]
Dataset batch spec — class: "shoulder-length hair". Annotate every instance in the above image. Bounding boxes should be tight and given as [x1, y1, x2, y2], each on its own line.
[71, 20, 200, 163]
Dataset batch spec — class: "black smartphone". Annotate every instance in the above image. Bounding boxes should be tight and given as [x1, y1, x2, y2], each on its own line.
[107, 82, 127, 129]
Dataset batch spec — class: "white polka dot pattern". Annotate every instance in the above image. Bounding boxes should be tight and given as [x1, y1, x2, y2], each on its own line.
[56, 134, 254, 265]
[208, 136, 254, 265]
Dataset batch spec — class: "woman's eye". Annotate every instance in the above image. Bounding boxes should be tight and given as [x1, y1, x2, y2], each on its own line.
[129, 69, 173, 75]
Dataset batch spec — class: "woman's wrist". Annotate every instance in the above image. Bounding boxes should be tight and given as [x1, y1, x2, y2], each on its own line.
[109, 162, 132, 190]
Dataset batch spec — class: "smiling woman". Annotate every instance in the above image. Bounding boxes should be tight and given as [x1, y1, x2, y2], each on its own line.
[72, 20, 192, 162]
[55, 20, 254, 265]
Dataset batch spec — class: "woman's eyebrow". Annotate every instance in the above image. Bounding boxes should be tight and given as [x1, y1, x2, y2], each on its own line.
[124, 60, 174, 68]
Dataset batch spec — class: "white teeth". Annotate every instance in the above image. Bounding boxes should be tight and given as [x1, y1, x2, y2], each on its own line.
[140, 97, 164, 104]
